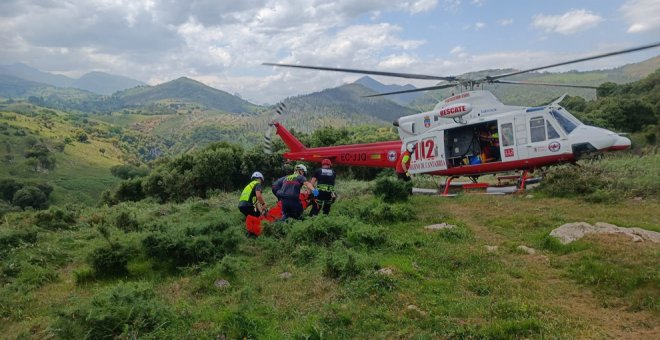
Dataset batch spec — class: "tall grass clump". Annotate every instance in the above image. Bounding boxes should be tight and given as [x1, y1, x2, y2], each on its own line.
[54, 282, 176, 339]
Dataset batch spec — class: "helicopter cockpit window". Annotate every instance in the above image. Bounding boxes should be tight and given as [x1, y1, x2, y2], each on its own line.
[547, 120, 560, 139]
[550, 109, 578, 134]
[530, 117, 546, 143]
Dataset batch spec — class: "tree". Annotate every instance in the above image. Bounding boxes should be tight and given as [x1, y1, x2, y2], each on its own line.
[75, 131, 89, 143]
[12, 186, 48, 210]
[99, 147, 106, 156]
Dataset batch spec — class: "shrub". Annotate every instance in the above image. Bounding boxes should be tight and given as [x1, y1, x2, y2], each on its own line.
[0, 228, 38, 257]
[142, 221, 241, 267]
[54, 282, 175, 339]
[288, 215, 351, 246]
[114, 210, 140, 233]
[88, 244, 132, 277]
[323, 248, 376, 280]
[34, 207, 78, 230]
[346, 224, 387, 248]
[110, 164, 149, 179]
[337, 199, 413, 224]
[12, 186, 48, 209]
[114, 178, 145, 202]
[372, 176, 412, 203]
[539, 163, 621, 200]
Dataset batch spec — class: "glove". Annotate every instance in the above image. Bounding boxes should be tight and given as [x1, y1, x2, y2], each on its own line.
[405, 172, 410, 177]
[312, 189, 319, 197]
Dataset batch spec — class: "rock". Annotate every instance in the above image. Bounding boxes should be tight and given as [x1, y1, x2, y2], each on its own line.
[517, 245, 536, 255]
[632, 197, 643, 201]
[550, 222, 660, 244]
[214, 279, 230, 288]
[424, 223, 456, 230]
[377, 267, 394, 276]
[485, 245, 498, 253]
[525, 195, 534, 199]
[279, 272, 292, 279]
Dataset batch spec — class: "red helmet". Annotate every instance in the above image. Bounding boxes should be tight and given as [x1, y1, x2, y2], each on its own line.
[322, 158, 332, 166]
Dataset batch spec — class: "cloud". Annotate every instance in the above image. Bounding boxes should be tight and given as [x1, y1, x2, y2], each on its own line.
[474, 22, 485, 30]
[533, 9, 603, 35]
[498, 19, 513, 26]
[620, 0, 660, 33]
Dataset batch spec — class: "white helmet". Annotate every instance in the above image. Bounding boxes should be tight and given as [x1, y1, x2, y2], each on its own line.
[251, 171, 264, 180]
[294, 164, 307, 173]
[406, 143, 416, 153]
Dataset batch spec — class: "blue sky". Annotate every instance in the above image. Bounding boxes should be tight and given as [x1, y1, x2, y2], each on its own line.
[1, 0, 658, 104]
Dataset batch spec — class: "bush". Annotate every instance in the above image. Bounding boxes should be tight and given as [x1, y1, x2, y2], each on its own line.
[373, 176, 412, 203]
[12, 185, 48, 209]
[110, 164, 149, 179]
[142, 221, 241, 267]
[54, 282, 175, 339]
[323, 248, 376, 280]
[0, 228, 38, 258]
[539, 163, 624, 201]
[346, 224, 387, 247]
[288, 215, 351, 246]
[220, 309, 265, 339]
[34, 207, 78, 230]
[114, 178, 145, 202]
[88, 244, 132, 277]
[114, 210, 140, 233]
[337, 199, 413, 224]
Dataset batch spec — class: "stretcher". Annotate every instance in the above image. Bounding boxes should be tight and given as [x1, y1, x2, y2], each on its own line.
[245, 192, 311, 236]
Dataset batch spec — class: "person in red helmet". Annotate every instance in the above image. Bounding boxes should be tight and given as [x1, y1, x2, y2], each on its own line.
[310, 158, 337, 216]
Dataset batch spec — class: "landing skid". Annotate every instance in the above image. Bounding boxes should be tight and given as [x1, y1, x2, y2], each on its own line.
[416, 170, 539, 196]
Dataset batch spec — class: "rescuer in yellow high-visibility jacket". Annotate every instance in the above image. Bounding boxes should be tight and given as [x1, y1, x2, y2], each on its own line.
[238, 171, 268, 217]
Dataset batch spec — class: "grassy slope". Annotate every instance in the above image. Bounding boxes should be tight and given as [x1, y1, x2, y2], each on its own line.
[0, 106, 124, 205]
[1, 179, 657, 338]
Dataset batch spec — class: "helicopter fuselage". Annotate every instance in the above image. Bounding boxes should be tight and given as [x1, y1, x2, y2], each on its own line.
[273, 90, 631, 177]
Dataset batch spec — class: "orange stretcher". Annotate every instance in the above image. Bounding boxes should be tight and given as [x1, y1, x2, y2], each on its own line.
[245, 192, 312, 236]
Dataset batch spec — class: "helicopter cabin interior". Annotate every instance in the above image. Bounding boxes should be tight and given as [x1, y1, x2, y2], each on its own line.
[445, 121, 501, 168]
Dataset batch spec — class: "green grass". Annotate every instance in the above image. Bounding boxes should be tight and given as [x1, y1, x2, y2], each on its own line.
[1, 180, 657, 338]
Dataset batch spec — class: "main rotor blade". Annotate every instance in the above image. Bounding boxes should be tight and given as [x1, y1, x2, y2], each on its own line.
[362, 83, 459, 98]
[263, 62, 458, 82]
[492, 80, 599, 89]
[486, 41, 660, 81]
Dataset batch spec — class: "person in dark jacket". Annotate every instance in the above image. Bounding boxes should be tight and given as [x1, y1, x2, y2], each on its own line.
[310, 158, 336, 216]
[278, 164, 317, 220]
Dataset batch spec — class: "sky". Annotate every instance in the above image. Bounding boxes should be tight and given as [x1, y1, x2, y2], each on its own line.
[1, 0, 659, 104]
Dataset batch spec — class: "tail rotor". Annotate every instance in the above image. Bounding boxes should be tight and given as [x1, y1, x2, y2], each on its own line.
[264, 102, 286, 155]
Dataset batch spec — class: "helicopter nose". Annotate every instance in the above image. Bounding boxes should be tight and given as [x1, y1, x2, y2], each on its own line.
[606, 135, 631, 151]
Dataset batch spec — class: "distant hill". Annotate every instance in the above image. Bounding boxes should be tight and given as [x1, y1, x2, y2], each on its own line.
[0, 63, 74, 88]
[115, 77, 258, 113]
[72, 71, 145, 95]
[409, 56, 660, 110]
[0, 63, 145, 95]
[0, 74, 99, 102]
[280, 83, 417, 128]
[354, 76, 421, 106]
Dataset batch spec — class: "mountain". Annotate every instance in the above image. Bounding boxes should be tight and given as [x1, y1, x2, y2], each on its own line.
[409, 56, 660, 110]
[280, 83, 417, 129]
[0, 74, 99, 101]
[0, 63, 144, 95]
[0, 63, 74, 88]
[354, 76, 421, 106]
[72, 71, 145, 95]
[114, 77, 258, 113]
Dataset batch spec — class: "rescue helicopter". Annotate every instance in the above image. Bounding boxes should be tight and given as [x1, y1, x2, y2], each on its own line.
[263, 42, 660, 194]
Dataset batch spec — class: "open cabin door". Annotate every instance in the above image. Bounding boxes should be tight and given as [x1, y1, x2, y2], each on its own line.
[405, 130, 447, 174]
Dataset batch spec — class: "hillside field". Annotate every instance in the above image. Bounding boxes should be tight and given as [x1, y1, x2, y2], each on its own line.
[0, 177, 658, 338]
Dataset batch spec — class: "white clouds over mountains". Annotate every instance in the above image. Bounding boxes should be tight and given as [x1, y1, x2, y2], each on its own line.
[0, 0, 657, 104]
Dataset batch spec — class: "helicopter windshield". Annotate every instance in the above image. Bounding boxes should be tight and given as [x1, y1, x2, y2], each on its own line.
[550, 108, 581, 134]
